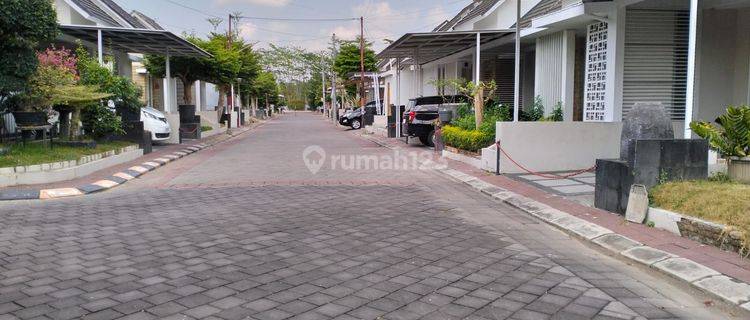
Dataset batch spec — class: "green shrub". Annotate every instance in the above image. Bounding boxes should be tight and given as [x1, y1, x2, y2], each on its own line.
[541, 103, 563, 122]
[690, 105, 750, 157]
[82, 103, 124, 139]
[442, 125, 494, 153]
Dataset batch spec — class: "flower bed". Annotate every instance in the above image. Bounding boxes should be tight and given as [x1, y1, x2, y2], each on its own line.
[442, 126, 493, 153]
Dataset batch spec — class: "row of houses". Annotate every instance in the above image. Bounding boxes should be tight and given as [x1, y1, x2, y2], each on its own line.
[53, 0, 231, 115]
[378, 0, 749, 135]
[375, 0, 749, 173]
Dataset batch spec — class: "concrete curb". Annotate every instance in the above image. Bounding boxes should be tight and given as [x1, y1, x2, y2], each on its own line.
[355, 133, 750, 312]
[436, 167, 750, 312]
[0, 127, 254, 201]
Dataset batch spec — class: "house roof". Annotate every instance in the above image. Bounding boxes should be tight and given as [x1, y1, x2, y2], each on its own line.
[377, 30, 514, 65]
[130, 10, 165, 30]
[436, 0, 502, 32]
[59, 24, 211, 57]
[99, 0, 144, 28]
[511, 0, 563, 28]
[70, 0, 122, 26]
[68, 0, 155, 29]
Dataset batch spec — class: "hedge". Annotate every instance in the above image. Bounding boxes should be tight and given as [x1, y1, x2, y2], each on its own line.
[441, 125, 494, 153]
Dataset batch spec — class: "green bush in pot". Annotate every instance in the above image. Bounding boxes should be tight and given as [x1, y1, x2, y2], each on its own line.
[690, 105, 750, 183]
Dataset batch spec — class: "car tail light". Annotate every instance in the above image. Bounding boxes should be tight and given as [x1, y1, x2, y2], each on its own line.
[408, 111, 416, 122]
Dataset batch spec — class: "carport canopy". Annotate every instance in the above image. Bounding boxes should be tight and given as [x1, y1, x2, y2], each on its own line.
[377, 30, 514, 64]
[59, 24, 211, 57]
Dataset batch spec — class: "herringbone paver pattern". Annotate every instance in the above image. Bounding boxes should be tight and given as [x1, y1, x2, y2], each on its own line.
[0, 114, 734, 319]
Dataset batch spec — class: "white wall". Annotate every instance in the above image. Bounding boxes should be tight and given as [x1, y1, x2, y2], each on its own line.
[382, 68, 417, 107]
[495, 122, 622, 173]
[696, 8, 750, 123]
[422, 65, 439, 97]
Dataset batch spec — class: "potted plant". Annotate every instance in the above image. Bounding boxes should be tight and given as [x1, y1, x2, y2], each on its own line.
[691, 105, 750, 183]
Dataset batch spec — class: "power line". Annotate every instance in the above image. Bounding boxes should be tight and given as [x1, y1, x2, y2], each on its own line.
[161, 0, 356, 22]
[236, 16, 358, 22]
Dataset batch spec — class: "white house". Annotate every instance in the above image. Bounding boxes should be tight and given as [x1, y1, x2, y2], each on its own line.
[378, 0, 750, 173]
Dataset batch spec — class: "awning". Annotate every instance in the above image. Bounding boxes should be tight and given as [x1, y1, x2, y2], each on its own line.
[59, 24, 211, 58]
[377, 30, 514, 65]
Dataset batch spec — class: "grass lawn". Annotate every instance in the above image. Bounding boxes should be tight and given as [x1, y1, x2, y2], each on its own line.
[651, 179, 750, 245]
[0, 140, 135, 168]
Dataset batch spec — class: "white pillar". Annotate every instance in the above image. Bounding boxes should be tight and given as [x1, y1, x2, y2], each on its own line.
[605, 7, 626, 122]
[475, 32, 481, 85]
[164, 53, 171, 113]
[684, 0, 698, 138]
[97, 29, 104, 65]
[561, 30, 576, 121]
[513, 0, 521, 122]
[373, 73, 381, 114]
[396, 58, 401, 138]
[194, 81, 201, 110]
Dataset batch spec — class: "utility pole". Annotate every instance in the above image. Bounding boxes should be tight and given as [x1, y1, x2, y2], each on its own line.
[227, 14, 233, 133]
[331, 33, 338, 123]
[321, 54, 326, 116]
[359, 17, 366, 114]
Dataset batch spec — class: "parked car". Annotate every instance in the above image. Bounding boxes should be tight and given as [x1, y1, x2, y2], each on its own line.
[141, 107, 171, 142]
[339, 107, 364, 129]
[403, 95, 469, 146]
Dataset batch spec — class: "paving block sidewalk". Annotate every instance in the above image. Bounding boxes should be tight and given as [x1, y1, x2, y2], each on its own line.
[359, 131, 750, 310]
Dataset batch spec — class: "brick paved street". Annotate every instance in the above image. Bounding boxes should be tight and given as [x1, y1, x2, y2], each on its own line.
[0, 113, 742, 319]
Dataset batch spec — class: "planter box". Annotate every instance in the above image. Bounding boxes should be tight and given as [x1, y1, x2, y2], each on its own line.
[728, 157, 750, 183]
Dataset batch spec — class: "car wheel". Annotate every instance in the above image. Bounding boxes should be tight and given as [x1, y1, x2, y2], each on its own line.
[428, 130, 436, 147]
[419, 132, 434, 147]
[351, 118, 361, 130]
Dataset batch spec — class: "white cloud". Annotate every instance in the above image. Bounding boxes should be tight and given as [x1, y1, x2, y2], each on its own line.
[238, 22, 257, 39]
[214, 0, 291, 7]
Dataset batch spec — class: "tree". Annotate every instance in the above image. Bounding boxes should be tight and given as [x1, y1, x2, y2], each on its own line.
[143, 35, 210, 105]
[0, 0, 58, 103]
[251, 72, 279, 108]
[332, 39, 377, 96]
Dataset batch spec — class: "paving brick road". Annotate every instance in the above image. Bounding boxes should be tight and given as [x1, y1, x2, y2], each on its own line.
[0, 113, 742, 319]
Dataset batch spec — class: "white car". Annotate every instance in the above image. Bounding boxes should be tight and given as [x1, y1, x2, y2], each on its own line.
[141, 107, 171, 141]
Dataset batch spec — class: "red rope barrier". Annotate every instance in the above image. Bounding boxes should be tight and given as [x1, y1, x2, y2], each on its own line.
[495, 141, 596, 179]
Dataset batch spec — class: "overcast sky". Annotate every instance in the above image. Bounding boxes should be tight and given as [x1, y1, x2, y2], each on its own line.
[119, 0, 468, 52]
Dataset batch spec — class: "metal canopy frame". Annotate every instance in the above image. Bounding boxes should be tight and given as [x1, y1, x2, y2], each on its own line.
[59, 24, 211, 58]
[377, 30, 514, 65]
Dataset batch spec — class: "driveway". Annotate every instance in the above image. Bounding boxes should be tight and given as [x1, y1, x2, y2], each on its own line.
[0, 112, 739, 319]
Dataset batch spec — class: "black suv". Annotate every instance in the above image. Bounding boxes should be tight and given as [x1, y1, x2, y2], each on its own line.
[403, 95, 469, 146]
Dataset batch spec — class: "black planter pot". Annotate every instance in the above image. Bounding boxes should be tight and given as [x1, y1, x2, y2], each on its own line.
[12, 111, 48, 127]
[178, 105, 196, 122]
[116, 106, 141, 123]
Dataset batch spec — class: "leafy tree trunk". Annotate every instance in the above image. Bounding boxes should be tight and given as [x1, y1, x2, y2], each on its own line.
[217, 86, 226, 122]
[180, 77, 193, 105]
[474, 89, 484, 130]
[70, 108, 82, 140]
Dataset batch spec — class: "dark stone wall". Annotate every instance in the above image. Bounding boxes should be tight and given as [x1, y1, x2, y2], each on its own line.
[595, 139, 708, 215]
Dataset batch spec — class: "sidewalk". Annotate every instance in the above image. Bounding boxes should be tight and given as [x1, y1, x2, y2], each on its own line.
[359, 131, 750, 309]
[0, 122, 263, 200]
